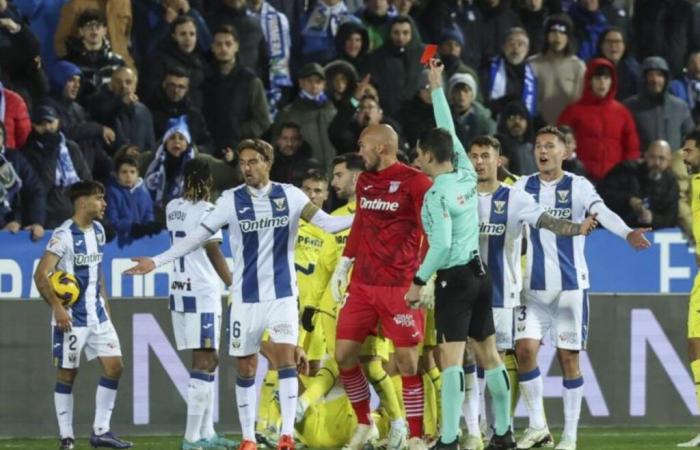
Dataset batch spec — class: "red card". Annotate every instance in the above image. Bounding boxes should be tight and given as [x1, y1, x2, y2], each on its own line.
[420, 44, 438, 65]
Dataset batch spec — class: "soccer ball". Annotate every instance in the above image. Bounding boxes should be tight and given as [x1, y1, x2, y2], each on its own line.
[50, 271, 81, 307]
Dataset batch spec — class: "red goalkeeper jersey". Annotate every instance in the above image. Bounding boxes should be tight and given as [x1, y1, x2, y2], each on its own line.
[343, 162, 432, 287]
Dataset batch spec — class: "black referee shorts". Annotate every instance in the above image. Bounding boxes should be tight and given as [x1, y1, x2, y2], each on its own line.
[434, 256, 495, 343]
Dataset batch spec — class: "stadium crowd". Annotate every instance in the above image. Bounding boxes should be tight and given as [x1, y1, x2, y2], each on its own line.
[0, 0, 698, 243]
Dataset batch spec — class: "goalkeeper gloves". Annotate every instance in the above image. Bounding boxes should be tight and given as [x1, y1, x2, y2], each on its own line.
[331, 256, 354, 304]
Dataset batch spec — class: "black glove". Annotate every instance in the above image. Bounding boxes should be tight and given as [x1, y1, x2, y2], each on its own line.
[301, 306, 316, 332]
[130, 222, 148, 239]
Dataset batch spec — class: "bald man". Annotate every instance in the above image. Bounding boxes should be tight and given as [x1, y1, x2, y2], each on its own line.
[330, 123, 433, 450]
[597, 140, 679, 229]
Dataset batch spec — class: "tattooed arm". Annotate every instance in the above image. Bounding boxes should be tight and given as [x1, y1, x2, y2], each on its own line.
[535, 212, 598, 236]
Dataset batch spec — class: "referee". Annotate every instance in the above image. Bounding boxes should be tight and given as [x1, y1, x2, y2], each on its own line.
[405, 59, 515, 450]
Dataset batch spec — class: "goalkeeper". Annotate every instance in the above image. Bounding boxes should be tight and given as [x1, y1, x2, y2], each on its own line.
[404, 59, 514, 450]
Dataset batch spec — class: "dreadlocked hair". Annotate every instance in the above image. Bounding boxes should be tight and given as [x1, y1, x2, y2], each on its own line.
[183, 159, 212, 202]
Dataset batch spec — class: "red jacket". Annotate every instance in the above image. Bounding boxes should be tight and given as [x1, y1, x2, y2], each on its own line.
[558, 58, 640, 182]
[2, 88, 30, 149]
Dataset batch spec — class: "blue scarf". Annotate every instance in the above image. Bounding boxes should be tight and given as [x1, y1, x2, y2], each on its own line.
[0, 147, 21, 215]
[55, 133, 81, 187]
[489, 56, 537, 117]
[299, 89, 329, 106]
[255, 2, 292, 118]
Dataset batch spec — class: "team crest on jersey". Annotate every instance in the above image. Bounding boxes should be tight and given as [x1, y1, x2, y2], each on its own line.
[557, 190, 570, 203]
[493, 200, 506, 214]
[272, 197, 287, 211]
[388, 181, 401, 193]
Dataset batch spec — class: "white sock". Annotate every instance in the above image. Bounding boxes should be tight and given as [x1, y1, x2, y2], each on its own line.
[236, 376, 257, 442]
[94, 377, 118, 435]
[200, 374, 217, 440]
[278, 367, 298, 436]
[518, 368, 546, 430]
[55, 382, 74, 439]
[462, 365, 480, 436]
[185, 372, 211, 443]
[562, 378, 583, 441]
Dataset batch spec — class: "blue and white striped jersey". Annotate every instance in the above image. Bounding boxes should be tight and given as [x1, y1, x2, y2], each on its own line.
[202, 182, 309, 303]
[166, 198, 224, 313]
[513, 172, 602, 291]
[478, 184, 544, 308]
[46, 219, 108, 327]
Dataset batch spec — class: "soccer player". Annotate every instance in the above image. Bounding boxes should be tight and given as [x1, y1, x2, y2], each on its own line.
[512, 126, 650, 450]
[126, 139, 354, 450]
[165, 160, 236, 450]
[679, 131, 700, 447]
[330, 117, 433, 449]
[406, 59, 514, 450]
[465, 135, 597, 449]
[34, 181, 132, 450]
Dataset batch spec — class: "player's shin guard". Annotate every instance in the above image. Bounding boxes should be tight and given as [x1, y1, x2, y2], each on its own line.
[340, 365, 372, 424]
[518, 367, 546, 430]
[484, 365, 511, 437]
[692, 360, 700, 412]
[562, 377, 583, 441]
[462, 364, 480, 437]
[200, 373, 217, 440]
[301, 360, 338, 406]
[185, 372, 212, 443]
[440, 366, 465, 444]
[93, 376, 119, 435]
[55, 382, 74, 439]
[278, 367, 298, 436]
[257, 370, 280, 434]
[504, 352, 519, 417]
[236, 376, 258, 442]
[402, 375, 424, 438]
[366, 359, 403, 421]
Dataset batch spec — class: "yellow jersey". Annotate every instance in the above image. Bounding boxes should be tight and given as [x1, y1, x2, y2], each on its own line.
[692, 175, 700, 255]
[295, 219, 327, 309]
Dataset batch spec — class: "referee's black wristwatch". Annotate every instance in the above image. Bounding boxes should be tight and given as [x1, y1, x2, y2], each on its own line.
[413, 276, 426, 286]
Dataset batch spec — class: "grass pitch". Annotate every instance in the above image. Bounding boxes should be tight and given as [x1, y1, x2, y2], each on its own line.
[0, 428, 696, 450]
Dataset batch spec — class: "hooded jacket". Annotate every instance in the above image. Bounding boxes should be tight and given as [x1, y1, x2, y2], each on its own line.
[105, 176, 154, 247]
[334, 21, 370, 73]
[558, 58, 640, 182]
[623, 56, 695, 152]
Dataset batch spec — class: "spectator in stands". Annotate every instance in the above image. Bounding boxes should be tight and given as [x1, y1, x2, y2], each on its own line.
[483, 26, 536, 118]
[147, 67, 212, 154]
[247, 0, 293, 117]
[517, 0, 562, 55]
[355, 0, 396, 51]
[670, 50, 700, 124]
[106, 155, 159, 247]
[131, 0, 212, 63]
[203, 25, 270, 158]
[0, 121, 46, 240]
[598, 140, 679, 229]
[596, 26, 640, 101]
[298, 0, 359, 66]
[624, 56, 695, 152]
[13, 0, 66, 66]
[142, 15, 208, 109]
[365, 15, 424, 117]
[478, 0, 522, 64]
[438, 28, 480, 97]
[530, 14, 586, 125]
[330, 94, 403, 154]
[398, 69, 436, 149]
[558, 58, 639, 182]
[44, 61, 114, 182]
[272, 63, 337, 170]
[324, 59, 359, 115]
[206, 0, 267, 75]
[22, 105, 92, 229]
[0, 83, 31, 149]
[88, 66, 156, 152]
[569, 0, 609, 62]
[559, 124, 587, 177]
[334, 21, 370, 73]
[496, 100, 536, 175]
[632, 0, 700, 77]
[0, 5, 47, 103]
[447, 72, 496, 149]
[54, 0, 134, 68]
[270, 122, 319, 184]
[63, 9, 125, 100]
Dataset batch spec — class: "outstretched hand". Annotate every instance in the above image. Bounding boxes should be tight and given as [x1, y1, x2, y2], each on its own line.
[427, 58, 444, 90]
[579, 213, 599, 236]
[627, 228, 652, 250]
[124, 257, 156, 275]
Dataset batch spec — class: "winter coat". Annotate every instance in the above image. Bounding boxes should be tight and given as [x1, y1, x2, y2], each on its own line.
[568, 2, 609, 62]
[22, 132, 92, 228]
[296, 2, 360, 67]
[612, 55, 641, 102]
[623, 56, 695, 152]
[105, 177, 154, 247]
[2, 88, 31, 149]
[0, 18, 48, 102]
[453, 101, 497, 151]
[0, 148, 47, 228]
[13, 0, 68, 65]
[529, 51, 586, 125]
[146, 89, 213, 154]
[478, 0, 522, 63]
[206, 5, 268, 76]
[558, 58, 640, 182]
[63, 37, 125, 98]
[597, 160, 679, 229]
[334, 21, 371, 74]
[270, 143, 320, 185]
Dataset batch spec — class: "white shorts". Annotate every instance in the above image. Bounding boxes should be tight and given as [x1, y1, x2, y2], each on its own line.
[171, 310, 222, 350]
[514, 289, 589, 351]
[493, 307, 514, 351]
[52, 320, 122, 369]
[228, 296, 299, 357]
